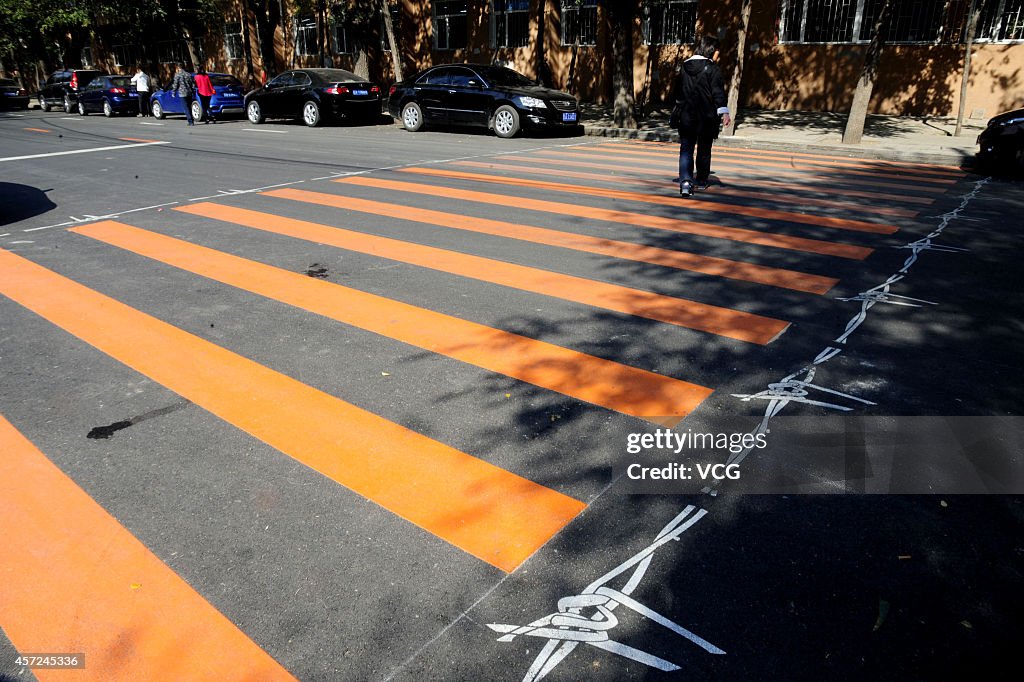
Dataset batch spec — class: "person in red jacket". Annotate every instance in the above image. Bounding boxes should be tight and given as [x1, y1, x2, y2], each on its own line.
[193, 68, 216, 123]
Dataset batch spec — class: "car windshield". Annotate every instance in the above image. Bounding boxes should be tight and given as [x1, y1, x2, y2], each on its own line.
[210, 75, 242, 87]
[305, 68, 362, 84]
[475, 66, 537, 88]
[108, 76, 131, 87]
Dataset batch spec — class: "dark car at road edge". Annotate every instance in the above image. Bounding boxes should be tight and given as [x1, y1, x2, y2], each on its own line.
[977, 107, 1024, 173]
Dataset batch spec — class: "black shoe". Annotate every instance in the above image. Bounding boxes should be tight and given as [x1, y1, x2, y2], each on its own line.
[679, 181, 693, 197]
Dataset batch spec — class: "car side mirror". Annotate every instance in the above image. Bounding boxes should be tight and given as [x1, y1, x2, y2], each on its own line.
[467, 80, 481, 88]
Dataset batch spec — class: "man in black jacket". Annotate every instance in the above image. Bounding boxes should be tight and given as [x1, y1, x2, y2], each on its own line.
[673, 36, 732, 197]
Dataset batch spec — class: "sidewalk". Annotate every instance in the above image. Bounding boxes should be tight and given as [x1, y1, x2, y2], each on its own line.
[582, 104, 986, 167]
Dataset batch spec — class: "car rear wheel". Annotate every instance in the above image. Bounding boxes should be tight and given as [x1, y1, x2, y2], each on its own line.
[191, 100, 203, 122]
[401, 102, 423, 132]
[38, 95, 49, 112]
[77, 101, 87, 116]
[302, 100, 321, 127]
[64, 95, 73, 113]
[103, 99, 114, 117]
[247, 100, 264, 124]
[151, 99, 164, 119]
[492, 105, 520, 138]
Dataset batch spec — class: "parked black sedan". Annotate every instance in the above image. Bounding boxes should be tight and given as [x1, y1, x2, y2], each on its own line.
[387, 64, 579, 138]
[977, 107, 1024, 173]
[244, 69, 381, 127]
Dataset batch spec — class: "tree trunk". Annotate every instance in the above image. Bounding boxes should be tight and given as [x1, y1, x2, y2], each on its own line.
[533, 0, 552, 87]
[955, 0, 981, 137]
[247, 0, 282, 80]
[723, 0, 752, 136]
[842, 0, 894, 144]
[382, 0, 402, 82]
[608, 4, 636, 128]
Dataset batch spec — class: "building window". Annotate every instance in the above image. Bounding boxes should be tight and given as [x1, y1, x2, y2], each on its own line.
[435, 1, 468, 50]
[112, 44, 141, 68]
[494, 0, 530, 48]
[224, 22, 244, 60]
[779, 0, 982, 44]
[156, 40, 185, 64]
[295, 15, 318, 57]
[80, 46, 94, 67]
[976, 0, 1024, 42]
[643, 0, 698, 45]
[561, 0, 598, 46]
[331, 7, 355, 54]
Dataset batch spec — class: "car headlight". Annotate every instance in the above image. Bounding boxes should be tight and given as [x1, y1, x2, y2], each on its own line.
[516, 96, 547, 109]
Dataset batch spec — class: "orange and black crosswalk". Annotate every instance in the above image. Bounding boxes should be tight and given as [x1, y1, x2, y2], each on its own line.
[0, 140, 967, 679]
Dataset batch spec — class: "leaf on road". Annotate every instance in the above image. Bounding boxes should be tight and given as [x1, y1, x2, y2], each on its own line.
[872, 599, 890, 632]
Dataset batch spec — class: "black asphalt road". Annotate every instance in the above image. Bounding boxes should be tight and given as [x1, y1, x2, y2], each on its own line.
[1, 108, 1022, 682]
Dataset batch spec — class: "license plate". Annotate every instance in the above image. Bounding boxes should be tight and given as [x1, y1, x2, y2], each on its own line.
[562, 112, 577, 122]
[353, 89, 368, 96]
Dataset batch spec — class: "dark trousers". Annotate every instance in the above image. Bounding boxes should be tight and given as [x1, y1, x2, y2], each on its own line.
[183, 94, 194, 124]
[678, 129, 716, 185]
[198, 94, 213, 121]
[138, 90, 150, 116]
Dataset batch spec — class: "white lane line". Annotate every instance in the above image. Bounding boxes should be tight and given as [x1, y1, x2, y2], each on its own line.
[59, 117, 79, 120]
[0, 141, 170, 163]
[241, 128, 287, 133]
[20, 201, 180, 233]
[0, 113, 26, 118]
[8, 240, 34, 244]
[187, 180, 305, 202]
[139, 122, 164, 126]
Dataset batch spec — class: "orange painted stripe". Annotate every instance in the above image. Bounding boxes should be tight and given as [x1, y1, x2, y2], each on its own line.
[23, 127, 51, 133]
[118, 137, 162, 143]
[398, 166, 898, 234]
[0, 248, 584, 572]
[267, 186, 836, 296]
[496, 153, 945, 199]
[73, 221, 722, 420]
[335, 176, 873, 263]
[451, 160, 920, 218]
[620, 139, 966, 174]
[0, 414, 299, 682]
[492, 154, 937, 204]
[560, 147, 956, 186]
[177, 202, 816, 333]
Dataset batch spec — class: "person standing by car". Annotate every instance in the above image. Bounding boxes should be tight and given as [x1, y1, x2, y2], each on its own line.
[673, 36, 731, 197]
[193, 68, 216, 124]
[171, 63, 197, 126]
[131, 66, 151, 117]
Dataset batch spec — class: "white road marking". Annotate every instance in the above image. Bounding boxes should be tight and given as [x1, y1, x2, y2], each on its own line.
[20, 201, 180, 233]
[138, 122, 164, 126]
[59, 117, 79, 120]
[187, 181, 305, 202]
[0, 141, 170, 163]
[7, 240, 34, 244]
[241, 127, 287, 133]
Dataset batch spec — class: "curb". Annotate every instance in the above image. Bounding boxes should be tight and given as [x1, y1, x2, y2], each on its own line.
[583, 124, 978, 169]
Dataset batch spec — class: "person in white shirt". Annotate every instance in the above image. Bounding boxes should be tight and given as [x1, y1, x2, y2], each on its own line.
[131, 66, 151, 117]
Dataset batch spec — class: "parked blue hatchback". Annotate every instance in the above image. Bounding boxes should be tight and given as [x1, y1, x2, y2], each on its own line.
[149, 73, 246, 121]
[76, 75, 139, 117]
